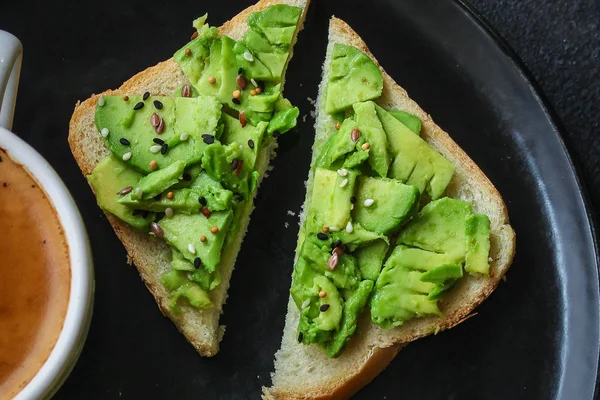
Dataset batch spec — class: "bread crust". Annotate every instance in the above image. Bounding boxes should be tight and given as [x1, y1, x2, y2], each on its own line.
[264, 17, 515, 398]
[68, 0, 310, 357]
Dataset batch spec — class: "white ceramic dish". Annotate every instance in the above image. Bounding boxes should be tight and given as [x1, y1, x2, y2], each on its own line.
[0, 30, 94, 400]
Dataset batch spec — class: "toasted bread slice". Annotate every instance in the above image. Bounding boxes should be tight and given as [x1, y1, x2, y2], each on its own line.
[68, 0, 310, 357]
[264, 17, 516, 399]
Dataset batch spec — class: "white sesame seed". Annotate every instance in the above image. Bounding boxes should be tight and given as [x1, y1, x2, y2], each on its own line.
[243, 51, 254, 62]
[328, 226, 340, 232]
[364, 198, 375, 207]
[98, 95, 105, 107]
[180, 132, 189, 141]
[350, 204, 355, 210]
[135, 187, 143, 199]
[165, 207, 174, 218]
[301, 299, 310, 309]
[337, 168, 348, 177]
[150, 145, 162, 153]
[339, 178, 348, 188]
[188, 243, 196, 254]
[122, 152, 132, 161]
[250, 78, 258, 87]
[346, 221, 353, 233]
[100, 128, 109, 138]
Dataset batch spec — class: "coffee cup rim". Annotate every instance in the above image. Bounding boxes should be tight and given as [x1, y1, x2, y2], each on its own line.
[0, 126, 94, 400]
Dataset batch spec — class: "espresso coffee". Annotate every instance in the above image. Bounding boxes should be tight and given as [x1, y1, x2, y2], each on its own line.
[0, 148, 71, 399]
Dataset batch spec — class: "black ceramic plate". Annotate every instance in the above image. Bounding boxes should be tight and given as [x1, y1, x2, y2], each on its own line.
[2, 0, 598, 398]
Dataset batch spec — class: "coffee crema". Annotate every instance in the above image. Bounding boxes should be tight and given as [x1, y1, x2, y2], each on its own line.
[0, 148, 71, 399]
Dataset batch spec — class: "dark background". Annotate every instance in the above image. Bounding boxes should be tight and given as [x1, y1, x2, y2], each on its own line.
[0, 0, 598, 399]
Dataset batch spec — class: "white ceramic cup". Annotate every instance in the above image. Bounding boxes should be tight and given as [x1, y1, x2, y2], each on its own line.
[0, 30, 94, 399]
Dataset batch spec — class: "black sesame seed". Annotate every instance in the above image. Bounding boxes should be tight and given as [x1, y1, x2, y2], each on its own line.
[202, 135, 215, 144]
[193, 257, 201, 268]
[248, 139, 255, 149]
[335, 240, 342, 248]
[232, 98, 241, 105]
[350, 196, 357, 204]
[182, 173, 192, 181]
[272, 131, 280, 138]
[297, 332, 303, 343]
[119, 138, 130, 146]
[317, 232, 328, 240]
[152, 138, 165, 145]
[238, 67, 243, 75]
[320, 304, 330, 312]
[143, 91, 150, 100]
[133, 101, 144, 110]
[153, 100, 163, 109]
[132, 209, 142, 216]
[198, 196, 207, 206]
[160, 143, 168, 154]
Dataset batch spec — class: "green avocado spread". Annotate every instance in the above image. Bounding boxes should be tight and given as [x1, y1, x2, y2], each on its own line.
[291, 43, 492, 357]
[88, 5, 302, 312]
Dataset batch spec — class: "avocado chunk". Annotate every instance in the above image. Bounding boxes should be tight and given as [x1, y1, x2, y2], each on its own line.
[95, 95, 221, 173]
[158, 210, 233, 271]
[202, 141, 257, 201]
[375, 104, 455, 200]
[313, 275, 343, 331]
[220, 113, 268, 174]
[352, 176, 420, 235]
[87, 155, 155, 230]
[325, 44, 383, 114]
[132, 160, 186, 200]
[299, 239, 361, 290]
[189, 172, 234, 211]
[342, 149, 369, 169]
[118, 188, 202, 214]
[388, 109, 421, 135]
[388, 245, 464, 271]
[420, 263, 463, 284]
[331, 222, 388, 252]
[354, 240, 389, 281]
[169, 248, 220, 291]
[267, 106, 299, 134]
[353, 102, 390, 177]
[290, 257, 321, 310]
[323, 279, 374, 357]
[173, 18, 219, 84]
[315, 118, 358, 169]
[465, 214, 491, 275]
[397, 197, 472, 257]
[306, 168, 358, 232]
[161, 268, 213, 311]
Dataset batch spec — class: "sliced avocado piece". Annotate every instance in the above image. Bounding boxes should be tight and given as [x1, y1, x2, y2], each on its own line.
[353, 101, 390, 177]
[132, 160, 185, 200]
[465, 213, 491, 275]
[220, 113, 268, 172]
[306, 167, 358, 233]
[170, 281, 212, 311]
[313, 275, 343, 331]
[170, 163, 203, 189]
[331, 222, 388, 251]
[354, 240, 389, 281]
[192, 38, 223, 98]
[299, 239, 361, 290]
[267, 106, 299, 134]
[420, 263, 464, 284]
[173, 22, 218, 84]
[375, 104, 454, 200]
[388, 245, 464, 271]
[247, 4, 302, 46]
[217, 35, 239, 109]
[428, 279, 458, 301]
[325, 44, 383, 114]
[189, 172, 234, 211]
[315, 118, 358, 169]
[397, 197, 472, 257]
[352, 176, 420, 235]
[169, 248, 221, 291]
[161, 269, 188, 291]
[324, 279, 374, 357]
[342, 149, 369, 169]
[388, 109, 421, 135]
[158, 210, 233, 271]
[290, 257, 321, 310]
[87, 155, 155, 230]
[118, 188, 202, 214]
[201, 142, 253, 200]
[95, 95, 221, 173]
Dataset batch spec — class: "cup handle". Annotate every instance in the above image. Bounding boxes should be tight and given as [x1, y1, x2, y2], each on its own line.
[0, 31, 22, 131]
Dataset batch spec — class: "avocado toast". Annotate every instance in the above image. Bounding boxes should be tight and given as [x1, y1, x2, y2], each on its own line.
[68, 0, 309, 357]
[264, 17, 516, 399]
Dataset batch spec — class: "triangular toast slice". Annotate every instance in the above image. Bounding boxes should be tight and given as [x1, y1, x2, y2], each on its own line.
[264, 17, 515, 398]
[68, 0, 310, 357]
